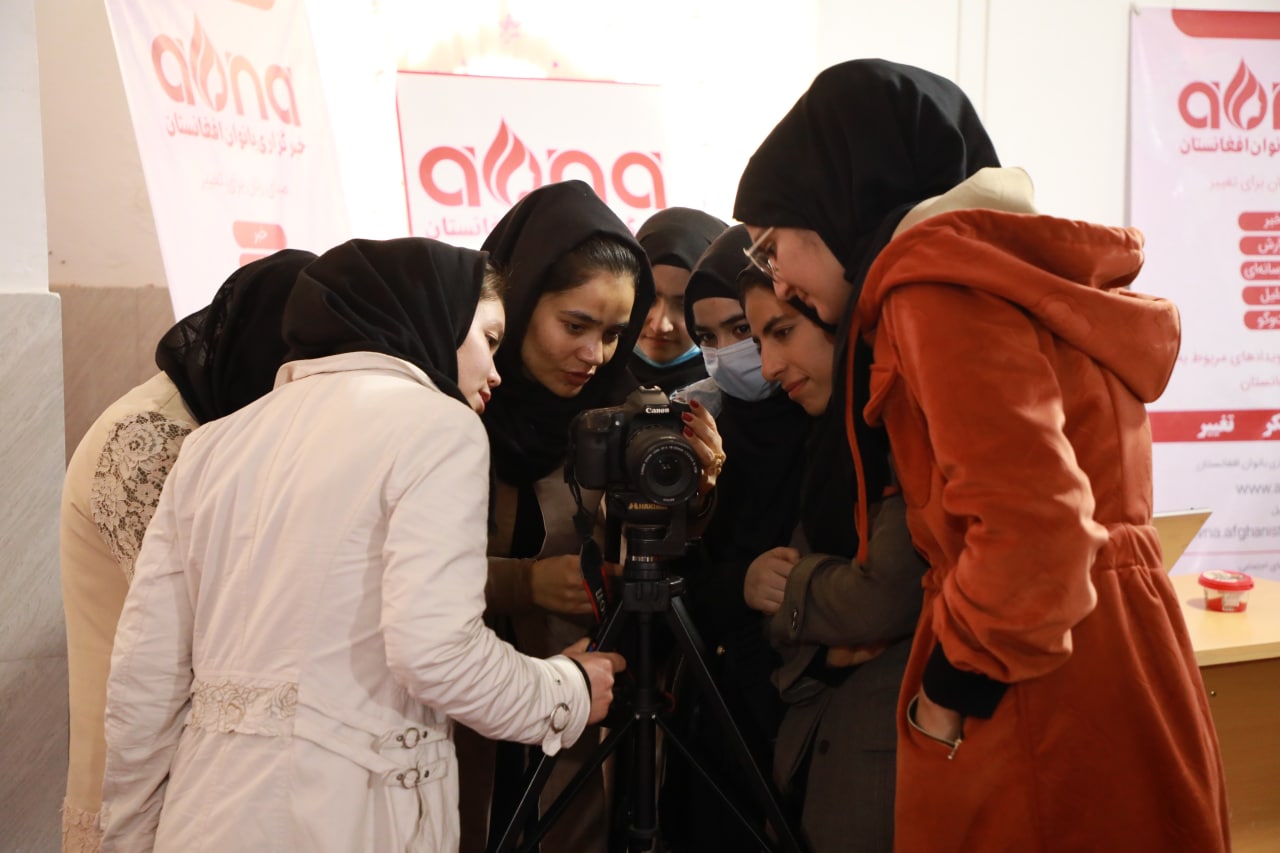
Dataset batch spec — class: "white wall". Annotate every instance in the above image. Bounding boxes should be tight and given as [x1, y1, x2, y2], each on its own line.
[37, 0, 1280, 289]
[813, 0, 1280, 225]
[2, 3, 67, 848]
[313, 0, 821, 236]
[3, 0, 50, 292]
[37, 0, 167, 288]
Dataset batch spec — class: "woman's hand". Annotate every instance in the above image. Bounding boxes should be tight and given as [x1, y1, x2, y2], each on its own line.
[681, 398, 726, 496]
[913, 688, 963, 743]
[562, 638, 627, 725]
[530, 555, 593, 615]
[743, 546, 799, 615]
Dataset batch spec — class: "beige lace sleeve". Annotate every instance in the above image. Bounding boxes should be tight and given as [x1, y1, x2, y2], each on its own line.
[90, 412, 192, 583]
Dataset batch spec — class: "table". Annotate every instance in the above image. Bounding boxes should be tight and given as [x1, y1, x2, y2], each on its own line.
[1170, 572, 1280, 852]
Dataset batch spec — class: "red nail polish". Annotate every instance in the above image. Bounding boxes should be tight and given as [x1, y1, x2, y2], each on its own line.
[681, 412, 693, 423]
[689, 399, 701, 409]
[683, 427, 693, 437]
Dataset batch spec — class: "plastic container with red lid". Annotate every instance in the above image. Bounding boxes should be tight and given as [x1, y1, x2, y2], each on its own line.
[1197, 570, 1254, 613]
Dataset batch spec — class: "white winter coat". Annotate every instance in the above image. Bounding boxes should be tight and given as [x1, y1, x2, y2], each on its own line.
[101, 352, 592, 852]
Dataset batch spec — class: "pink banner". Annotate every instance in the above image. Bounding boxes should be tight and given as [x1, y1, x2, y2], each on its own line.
[105, 0, 350, 318]
[396, 72, 668, 247]
[1130, 8, 1280, 578]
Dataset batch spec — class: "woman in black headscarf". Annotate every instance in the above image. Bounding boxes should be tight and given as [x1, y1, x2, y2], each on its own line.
[462, 180, 725, 853]
[657, 226, 811, 850]
[155, 248, 317, 423]
[630, 206, 728, 393]
[734, 59, 1229, 853]
[100, 237, 623, 853]
[60, 248, 314, 849]
[738, 269, 925, 853]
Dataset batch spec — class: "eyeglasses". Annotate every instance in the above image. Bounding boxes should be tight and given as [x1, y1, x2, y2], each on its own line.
[743, 227, 777, 279]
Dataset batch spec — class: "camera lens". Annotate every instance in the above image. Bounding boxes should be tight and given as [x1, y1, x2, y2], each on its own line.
[626, 428, 700, 505]
[651, 453, 683, 488]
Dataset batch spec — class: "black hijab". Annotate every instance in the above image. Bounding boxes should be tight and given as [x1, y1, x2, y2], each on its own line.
[800, 325, 881, 558]
[734, 60, 995, 557]
[629, 207, 726, 391]
[281, 238, 487, 405]
[685, 225, 812, 562]
[480, 180, 655, 485]
[733, 59, 1000, 295]
[637, 207, 728, 271]
[682, 224, 749, 336]
[155, 248, 316, 424]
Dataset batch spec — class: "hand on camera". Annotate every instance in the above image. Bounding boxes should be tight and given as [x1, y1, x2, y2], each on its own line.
[744, 546, 800, 615]
[563, 638, 626, 725]
[530, 555, 594, 615]
[680, 399, 726, 496]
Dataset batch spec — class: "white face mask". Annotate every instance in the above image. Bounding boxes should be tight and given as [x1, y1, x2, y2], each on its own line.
[702, 337, 779, 402]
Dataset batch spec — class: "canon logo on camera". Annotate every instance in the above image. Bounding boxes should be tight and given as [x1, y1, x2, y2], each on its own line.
[419, 120, 666, 209]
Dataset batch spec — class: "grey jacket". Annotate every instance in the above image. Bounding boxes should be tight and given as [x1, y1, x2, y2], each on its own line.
[770, 494, 927, 853]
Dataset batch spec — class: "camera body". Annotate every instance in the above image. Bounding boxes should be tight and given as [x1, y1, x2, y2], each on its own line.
[567, 386, 702, 508]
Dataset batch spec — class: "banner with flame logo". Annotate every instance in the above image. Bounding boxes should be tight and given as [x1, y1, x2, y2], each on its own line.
[1130, 8, 1280, 579]
[105, 0, 350, 318]
[396, 72, 668, 247]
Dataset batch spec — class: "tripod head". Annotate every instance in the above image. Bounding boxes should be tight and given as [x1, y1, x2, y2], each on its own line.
[602, 493, 691, 580]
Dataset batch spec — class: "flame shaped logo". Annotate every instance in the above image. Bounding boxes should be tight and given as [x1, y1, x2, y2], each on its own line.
[190, 16, 228, 112]
[1223, 60, 1265, 130]
[482, 121, 542, 205]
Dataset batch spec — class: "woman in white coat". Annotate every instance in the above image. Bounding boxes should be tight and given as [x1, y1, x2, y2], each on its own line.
[101, 237, 624, 852]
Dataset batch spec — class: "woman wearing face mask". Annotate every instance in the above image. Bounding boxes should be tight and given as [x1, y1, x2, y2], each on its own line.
[630, 206, 729, 394]
[100, 238, 624, 853]
[735, 59, 1229, 852]
[658, 226, 811, 850]
[740, 272, 926, 853]
[461, 181, 725, 853]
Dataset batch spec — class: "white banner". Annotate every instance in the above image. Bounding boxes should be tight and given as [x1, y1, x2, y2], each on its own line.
[1130, 8, 1280, 579]
[104, 0, 350, 319]
[396, 72, 668, 247]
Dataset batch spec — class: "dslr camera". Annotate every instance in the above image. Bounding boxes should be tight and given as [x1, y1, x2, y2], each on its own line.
[566, 386, 702, 508]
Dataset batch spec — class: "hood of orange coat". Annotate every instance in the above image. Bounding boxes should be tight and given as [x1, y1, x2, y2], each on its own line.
[857, 173, 1180, 404]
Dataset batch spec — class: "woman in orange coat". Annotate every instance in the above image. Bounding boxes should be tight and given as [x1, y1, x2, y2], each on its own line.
[733, 59, 1230, 852]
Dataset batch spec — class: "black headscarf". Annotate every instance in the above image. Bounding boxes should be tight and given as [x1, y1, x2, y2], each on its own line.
[637, 207, 729, 271]
[629, 207, 727, 391]
[683, 225, 813, 560]
[682, 224, 750, 336]
[155, 248, 316, 424]
[733, 60, 995, 558]
[480, 180, 655, 485]
[281, 237, 487, 405]
[800, 327, 878, 558]
[733, 59, 1000, 295]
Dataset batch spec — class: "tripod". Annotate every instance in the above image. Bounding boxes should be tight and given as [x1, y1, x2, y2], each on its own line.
[487, 513, 804, 853]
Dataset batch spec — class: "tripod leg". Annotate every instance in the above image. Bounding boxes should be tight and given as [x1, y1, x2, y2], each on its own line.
[487, 754, 556, 853]
[487, 604, 631, 853]
[664, 593, 806, 853]
[655, 716, 776, 851]
[518, 720, 634, 852]
[624, 611, 659, 851]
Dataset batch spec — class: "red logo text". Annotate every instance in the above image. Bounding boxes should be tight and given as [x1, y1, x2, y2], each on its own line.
[420, 120, 666, 209]
[152, 16, 299, 125]
[1179, 60, 1278, 130]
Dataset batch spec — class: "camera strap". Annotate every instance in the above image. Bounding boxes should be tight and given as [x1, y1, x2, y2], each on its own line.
[574, 506, 610, 627]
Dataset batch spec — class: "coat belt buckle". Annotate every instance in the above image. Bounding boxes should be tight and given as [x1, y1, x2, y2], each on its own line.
[396, 767, 426, 788]
[396, 727, 422, 749]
